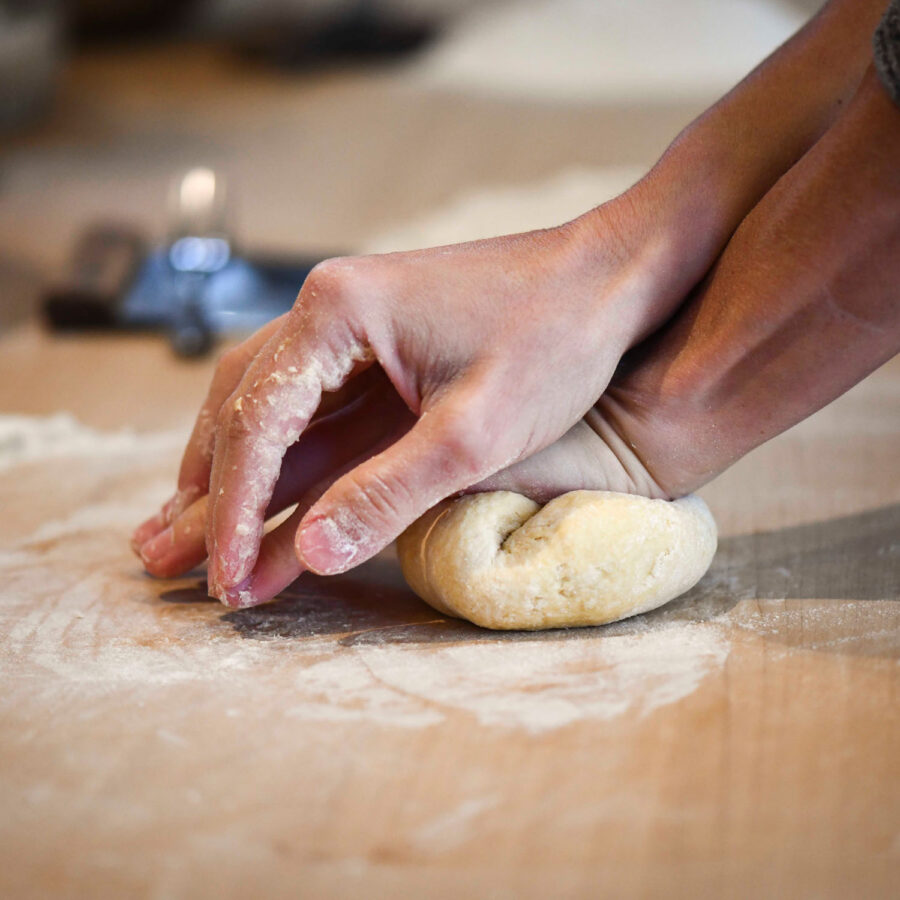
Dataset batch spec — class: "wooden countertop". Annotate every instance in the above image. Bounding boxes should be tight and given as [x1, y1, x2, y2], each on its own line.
[1, 321, 898, 900]
[1, 33, 898, 900]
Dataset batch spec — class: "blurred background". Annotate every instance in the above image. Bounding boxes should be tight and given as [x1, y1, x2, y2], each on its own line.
[0, 0, 823, 338]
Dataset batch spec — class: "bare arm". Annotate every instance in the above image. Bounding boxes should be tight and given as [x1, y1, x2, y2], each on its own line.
[604, 66, 900, 497]
[617, 0, 890, 339]
[133, 0, 896, 604]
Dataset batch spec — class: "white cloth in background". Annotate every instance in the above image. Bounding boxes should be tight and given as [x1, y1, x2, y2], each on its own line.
[363, 166, 646, 253]
[411, 0, 807, 104]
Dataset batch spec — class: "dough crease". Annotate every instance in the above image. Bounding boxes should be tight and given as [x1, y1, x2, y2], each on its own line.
[397, 490, 717, 630]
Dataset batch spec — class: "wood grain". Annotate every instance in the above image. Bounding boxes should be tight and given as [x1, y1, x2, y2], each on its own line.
[0, 37, 898, 900]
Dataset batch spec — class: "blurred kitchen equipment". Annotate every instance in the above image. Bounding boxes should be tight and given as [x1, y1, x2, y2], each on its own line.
[228, 0, 436, 69]
[71, 0, 198, 38]
[44, 167, 330, 357]
[0, 1, 64, 129]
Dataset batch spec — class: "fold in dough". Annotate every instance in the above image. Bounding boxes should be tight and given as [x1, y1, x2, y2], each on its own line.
[397, 490, 717, 630]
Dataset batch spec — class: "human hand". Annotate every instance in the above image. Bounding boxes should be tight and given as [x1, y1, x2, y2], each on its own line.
[592, 66, 900, 501]
[133, 357, 675, 608]
[132, 188, 709, 606]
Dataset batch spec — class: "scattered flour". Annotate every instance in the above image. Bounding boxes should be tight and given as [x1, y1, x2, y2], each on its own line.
[1, 416, 733, 735]
[288, 624, 729, 733]
[25, 495, 170, 544]
[413, 795, 500, 853]
[0, 412, 183, 471]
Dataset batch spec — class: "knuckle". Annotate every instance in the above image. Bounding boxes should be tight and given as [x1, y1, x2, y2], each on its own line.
[217, 344, 244, 372]
[212, 346, 244, 389]
[351, 468, 411, 527]
[216, 399, 252, 443]
[435, 411, 489, 481]
[300, 257, 357, 309]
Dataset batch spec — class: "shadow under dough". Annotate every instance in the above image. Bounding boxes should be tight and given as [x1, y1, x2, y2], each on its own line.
[664, 501, 900, 622]
[218, 504, 899, 648]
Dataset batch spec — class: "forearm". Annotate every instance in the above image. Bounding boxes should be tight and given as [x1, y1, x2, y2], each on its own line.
[581, 0, 890, 348]
[650, 0, 886, 235]
[605, 66, 900, 496]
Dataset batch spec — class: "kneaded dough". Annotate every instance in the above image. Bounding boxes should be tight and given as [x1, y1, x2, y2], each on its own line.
[397, 490, 717, 630]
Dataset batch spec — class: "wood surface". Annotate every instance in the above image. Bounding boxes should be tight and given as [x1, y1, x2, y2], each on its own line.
[1, 35, 898, 900]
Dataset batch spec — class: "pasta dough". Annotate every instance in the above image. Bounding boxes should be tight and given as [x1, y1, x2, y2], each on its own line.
[397, 490, 717, 630]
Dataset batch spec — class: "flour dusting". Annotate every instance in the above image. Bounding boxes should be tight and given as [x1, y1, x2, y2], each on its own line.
[288, 624, 729, 733]
[1, 414, 733, 735]
[0, 412, 183, 471]
[413, 795, 499, 853]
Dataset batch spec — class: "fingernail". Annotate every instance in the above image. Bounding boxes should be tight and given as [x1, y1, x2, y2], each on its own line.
[214, 575, 255, 609]
[167, 487, 199, 523]
[140, 527, 174, 566]
[131, 511, 166, 551]
[297, 517, 360, 575]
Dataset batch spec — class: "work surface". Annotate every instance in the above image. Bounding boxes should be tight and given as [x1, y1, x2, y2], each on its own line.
[1, 331, 898, 899]
[1, 9, 899, 896]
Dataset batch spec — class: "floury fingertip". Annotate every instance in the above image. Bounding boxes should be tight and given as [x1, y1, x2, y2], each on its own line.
[296, 516, 362, 575]
[210, 574, 255, 608]
[130, 509, 168, 553]
[139, 526, 174, 567]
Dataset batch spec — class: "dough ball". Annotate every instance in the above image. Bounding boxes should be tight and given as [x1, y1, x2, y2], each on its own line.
[397, 490, 717, 630]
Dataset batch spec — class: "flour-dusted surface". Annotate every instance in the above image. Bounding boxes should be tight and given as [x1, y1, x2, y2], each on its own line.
[0, 412, 183, 471]
[0, 415, 727, 732]
[1, 404, 899, 898]
[3, 0, 900, 890]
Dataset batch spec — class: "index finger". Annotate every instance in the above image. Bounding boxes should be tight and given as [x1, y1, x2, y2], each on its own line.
[131, 315, 287, 550]
[206, 296, 373, 600]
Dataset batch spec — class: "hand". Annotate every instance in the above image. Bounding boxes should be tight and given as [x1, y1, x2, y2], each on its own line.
[477, 64, 900, 511]
[133, 363, 669, 607]
[132, 189, 708, 606]
[132, 60, 900, 609]
[133, 0, 894, 606]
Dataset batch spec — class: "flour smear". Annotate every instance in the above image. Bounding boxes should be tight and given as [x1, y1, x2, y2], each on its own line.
[288, 623, 729, 733]
[2, 416, 731, 736]
[0, 412, 183, 471]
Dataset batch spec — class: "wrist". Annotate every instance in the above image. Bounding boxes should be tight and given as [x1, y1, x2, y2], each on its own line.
[567, 167, 726, 351]
[608, 65, 900, 497]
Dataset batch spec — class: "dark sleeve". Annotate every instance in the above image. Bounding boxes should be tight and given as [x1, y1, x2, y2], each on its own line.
[874, 0, 900, 105]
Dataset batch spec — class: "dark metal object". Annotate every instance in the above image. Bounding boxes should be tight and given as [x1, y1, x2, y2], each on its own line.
[0, 1, 63, 130]
[70, 0, 198, 39]
[44, 231, 323, 357]
[231, 2, 436, 69]
[43, 168, 331, 357]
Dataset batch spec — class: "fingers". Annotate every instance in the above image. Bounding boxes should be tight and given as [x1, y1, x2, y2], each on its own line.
[219, 385, 415, 607]
[139, 369, 412, 585]
[130, 503, 173, 555]
[206, 285, 376, 598]
[131, 315, 287, 549]
[224, 503, 310, 608]
[132, 364, 388, 563]
[138, 495, 209, 579]
[177, 316, 289, 508]
[296, 386, 510, 575]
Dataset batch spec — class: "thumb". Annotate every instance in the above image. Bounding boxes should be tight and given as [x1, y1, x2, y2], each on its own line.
[295, 390, 505, 575]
